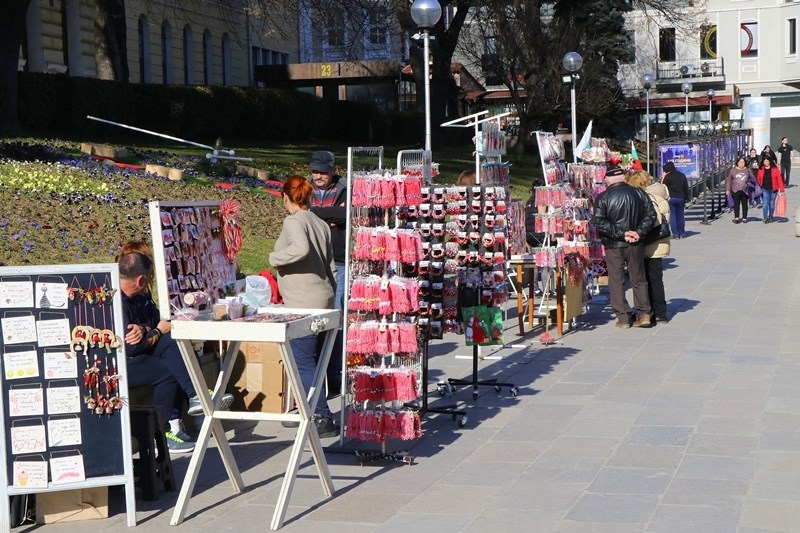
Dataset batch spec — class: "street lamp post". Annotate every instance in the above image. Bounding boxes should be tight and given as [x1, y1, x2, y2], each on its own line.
[706, 89, 715, 123]
[411, 0, 442, 153]
[562, 52, 583, 163]
[681, 81, 693, 135]
[642, 73, 654, 174]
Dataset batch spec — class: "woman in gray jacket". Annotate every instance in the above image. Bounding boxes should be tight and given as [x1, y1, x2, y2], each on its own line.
[269, 175, 339, 437]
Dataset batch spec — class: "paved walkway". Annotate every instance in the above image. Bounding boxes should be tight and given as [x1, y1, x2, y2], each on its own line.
[20, 179, 800, 532]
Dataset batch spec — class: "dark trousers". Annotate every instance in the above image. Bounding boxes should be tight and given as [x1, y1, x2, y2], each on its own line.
[782, 162, 791, 187]
[290, 334, 331, 418]
[605, 246, 651, 321]
[668, 197, 686, 237]
[732, 191, 748, 219]
[127, 332, 196, 429]
[644, 257, 666, 319]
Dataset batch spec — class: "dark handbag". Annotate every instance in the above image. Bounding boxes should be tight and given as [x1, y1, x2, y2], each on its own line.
[644, 219, 671, 244]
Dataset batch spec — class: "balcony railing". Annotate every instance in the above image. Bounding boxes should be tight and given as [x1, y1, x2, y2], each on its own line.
[657, 57, 725, 81]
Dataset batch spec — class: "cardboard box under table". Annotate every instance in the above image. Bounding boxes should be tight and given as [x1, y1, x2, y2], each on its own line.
[231, 341, 288, 413]
[36, 487, 108, 524]
[168, 307, 340, 531]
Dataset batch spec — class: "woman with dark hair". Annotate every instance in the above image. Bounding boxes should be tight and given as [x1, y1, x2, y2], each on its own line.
[269, 175, 339, 437]
[761, 145, 778, 166]
[756, 158, 785, 223]
[726, 156, 754, 223]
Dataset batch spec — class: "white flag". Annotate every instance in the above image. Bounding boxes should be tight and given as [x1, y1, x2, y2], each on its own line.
[575, 120, 593, 157]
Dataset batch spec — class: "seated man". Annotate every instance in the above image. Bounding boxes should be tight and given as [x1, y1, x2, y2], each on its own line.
[119, 252, 232, 453]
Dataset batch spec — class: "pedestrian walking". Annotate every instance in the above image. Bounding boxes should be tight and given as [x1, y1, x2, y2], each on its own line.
[777, 137, 794, 188]
[726, 156, 754, 223]
[661, 162, 690, 238]
[756, 157, 785, 223]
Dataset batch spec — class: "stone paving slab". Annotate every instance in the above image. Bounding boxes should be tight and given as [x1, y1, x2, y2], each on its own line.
[17, 182, 800, 532]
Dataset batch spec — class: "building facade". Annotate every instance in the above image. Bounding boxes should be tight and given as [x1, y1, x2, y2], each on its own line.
[19, 0, 297, 88]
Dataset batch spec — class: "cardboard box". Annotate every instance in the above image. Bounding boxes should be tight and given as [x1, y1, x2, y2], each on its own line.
[36, 487, 108, 524]
[229, 342, 287, 413]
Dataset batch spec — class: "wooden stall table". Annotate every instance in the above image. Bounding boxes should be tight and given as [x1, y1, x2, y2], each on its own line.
[168, 308, 340, 531]
[508, 255, 537, 335]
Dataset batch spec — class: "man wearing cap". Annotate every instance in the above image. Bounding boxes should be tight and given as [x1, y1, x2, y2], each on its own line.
[308, 150, 346, 392]
[592, 167, 657, 329]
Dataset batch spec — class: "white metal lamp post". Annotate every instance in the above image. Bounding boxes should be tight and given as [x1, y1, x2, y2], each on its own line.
[706, 89, 715, 123]
[642, 73, 654, 174]
[411, 0, 442, 153]
[562, 51, 583, 163]
[681, 81, 693, 135]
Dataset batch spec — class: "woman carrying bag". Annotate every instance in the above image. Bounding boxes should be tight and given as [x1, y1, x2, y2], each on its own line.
[756, 158, 785, 223]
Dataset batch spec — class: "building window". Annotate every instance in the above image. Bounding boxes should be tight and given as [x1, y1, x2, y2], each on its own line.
[222, 33, 231, 86]
[741, 22, 758, 58]
[368, 10, 387, 46]
[659, 28, 676, 62]
[327, 13, 344, 47]
[620, 30, 635, 64]
[161, 22, 173, 84]
[203, 30, 213, 85]
[183, 25, 194, 84]
[138, 16, 151, 83]
[789, 18, 797, 55]
[700, 25, 716, 59]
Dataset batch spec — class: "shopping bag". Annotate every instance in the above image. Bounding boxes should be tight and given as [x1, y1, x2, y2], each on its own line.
[776, 193, 787, 217]
[461, 305, 504, 346]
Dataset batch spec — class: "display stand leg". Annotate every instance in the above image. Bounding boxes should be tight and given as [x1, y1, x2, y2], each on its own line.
[515, 263, 525, 335]
[447, 344, 518, 400]
[419, 340, 467, 427]
[556, 269, 564, 336]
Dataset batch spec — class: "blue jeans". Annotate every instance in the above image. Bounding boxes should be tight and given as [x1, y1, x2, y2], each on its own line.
[334, 262, 345, 312]
[668, 197, 685, 237]
[289, 334, 331, 418]
[762, 189, 777, 220]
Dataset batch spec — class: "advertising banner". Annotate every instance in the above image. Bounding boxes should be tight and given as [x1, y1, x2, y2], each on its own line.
[743, 97, 770, 151]
[658, 143, 700, 180]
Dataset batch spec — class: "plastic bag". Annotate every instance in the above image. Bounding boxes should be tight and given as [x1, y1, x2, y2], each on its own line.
[242, 275, 272, 308]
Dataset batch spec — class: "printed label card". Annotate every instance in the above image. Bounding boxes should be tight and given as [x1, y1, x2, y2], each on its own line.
[10, 422, 46, 455]
[43, 351, 78, 379]
[13, 460, 48, 488]
[3, 348, 39, 380]
[46, 384, 81, 415]
[9, 386, 44, 417]
[36, 282, 68, 309]
[36, 317, 71, 347]
[48, 416, 82, 447]
[50, 453, 86, 485]
[0, 281, 34, 308]
[1, 314, 38, 345]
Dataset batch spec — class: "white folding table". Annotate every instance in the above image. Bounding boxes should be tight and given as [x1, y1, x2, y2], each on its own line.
[167, 308, 340, 530]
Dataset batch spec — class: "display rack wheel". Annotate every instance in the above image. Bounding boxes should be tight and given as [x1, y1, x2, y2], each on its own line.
[510, 387, 518, 397]
[472, 390, 479, 400]
[458, 416, 468, 428]
[494, 385, 501, 393]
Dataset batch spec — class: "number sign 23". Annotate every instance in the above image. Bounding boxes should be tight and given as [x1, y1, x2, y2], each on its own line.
[321, 64, 333, 77]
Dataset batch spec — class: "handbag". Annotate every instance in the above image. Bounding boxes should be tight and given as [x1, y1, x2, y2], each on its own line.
[644, 219, 671, 244]
[776, 193, 787, 217]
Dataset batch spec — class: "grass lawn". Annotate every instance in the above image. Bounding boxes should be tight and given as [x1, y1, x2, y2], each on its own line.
[0, 135, 542, 275]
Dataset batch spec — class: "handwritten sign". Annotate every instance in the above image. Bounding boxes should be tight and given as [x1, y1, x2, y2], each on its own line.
[1, 315, 38, 345]
[35, 282, 68, 309]
[44, 351, 78, 379]
[3, 349, 39, 380]
[36, 317, 71, 347]
[9, 387, 44, 417]
[0, 281, 34, 308]
[10, 423, 47, 455]
[48, 417, 82, 447]
[12, 460, 48, 488]
[47, 385, 81, 415]
[50, 453, 86, 485]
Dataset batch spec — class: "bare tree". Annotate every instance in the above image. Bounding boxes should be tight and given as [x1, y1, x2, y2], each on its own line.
[0, 0, 33, 134]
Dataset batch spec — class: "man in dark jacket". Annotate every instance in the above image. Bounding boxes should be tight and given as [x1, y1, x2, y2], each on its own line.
[308, 150, 346, 393]
[592, 168, 657, 328]
[661, 161, 690, 238]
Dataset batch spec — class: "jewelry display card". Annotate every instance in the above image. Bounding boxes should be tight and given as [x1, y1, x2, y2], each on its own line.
[3, 349, 39, 380]
[12, 460, 48, 488]
[0, 281, 34, 309]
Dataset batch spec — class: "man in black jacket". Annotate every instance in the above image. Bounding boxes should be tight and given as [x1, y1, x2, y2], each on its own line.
[592, 168, 657, 328]
[308, 150, 346, 393]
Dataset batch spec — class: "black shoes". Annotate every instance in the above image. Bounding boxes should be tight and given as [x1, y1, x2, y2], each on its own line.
[282, 414, 340, 438]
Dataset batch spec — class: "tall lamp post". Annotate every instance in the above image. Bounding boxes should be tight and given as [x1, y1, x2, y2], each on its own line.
[681, 81, 693, 136]
[411, 0, 442, 153]
[562, 51, 583, 163]
[642, 73, 654, 174]
[706, 89, 715, 123]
